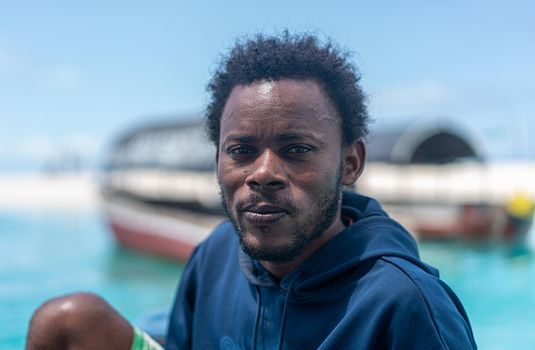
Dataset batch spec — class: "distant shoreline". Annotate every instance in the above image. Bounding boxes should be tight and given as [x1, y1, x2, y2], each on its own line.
[0, 172, 100, 211]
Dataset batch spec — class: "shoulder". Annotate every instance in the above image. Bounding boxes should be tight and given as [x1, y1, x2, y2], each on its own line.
[372, 257, 439, 296]
[376, 256, 456, 309]
[357, 257, 476, 349]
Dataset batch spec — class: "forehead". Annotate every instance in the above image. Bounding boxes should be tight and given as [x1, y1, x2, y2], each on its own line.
[220, 79, 341, 142]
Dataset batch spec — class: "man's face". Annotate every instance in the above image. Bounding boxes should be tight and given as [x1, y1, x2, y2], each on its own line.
[217, 79, 355, 262]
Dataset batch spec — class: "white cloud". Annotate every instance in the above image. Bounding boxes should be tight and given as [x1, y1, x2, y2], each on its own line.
[16, 136, 58, 160]
[370, 79, 535, 121]
[0, 134, 102, 164]
[62, 134, 101, 158]
[0, 35, 81, 88]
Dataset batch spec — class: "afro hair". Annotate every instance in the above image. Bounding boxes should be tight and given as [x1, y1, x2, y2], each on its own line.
[205, 31, 369, 147]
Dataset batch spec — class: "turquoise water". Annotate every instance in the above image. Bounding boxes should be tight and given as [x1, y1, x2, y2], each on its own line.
[0, 209, 183, 350]
[420, 240, 535, 350]
[1, 208, 535, 349]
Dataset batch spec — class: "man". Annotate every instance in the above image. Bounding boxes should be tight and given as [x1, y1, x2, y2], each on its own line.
[27, 32, 477, 349]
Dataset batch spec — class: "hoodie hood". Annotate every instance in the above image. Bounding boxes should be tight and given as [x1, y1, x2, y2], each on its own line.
[240, 191, 437, 299]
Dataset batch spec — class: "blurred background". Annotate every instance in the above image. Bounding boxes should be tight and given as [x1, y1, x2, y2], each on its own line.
[1, 1, 534, 349]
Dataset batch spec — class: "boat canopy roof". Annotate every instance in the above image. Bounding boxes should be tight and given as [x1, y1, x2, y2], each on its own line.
[366, 116, 483, 164]
[106, 118, 216, 171]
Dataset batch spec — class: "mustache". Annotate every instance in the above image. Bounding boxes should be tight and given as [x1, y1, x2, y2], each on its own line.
[236, 192, 296, 213]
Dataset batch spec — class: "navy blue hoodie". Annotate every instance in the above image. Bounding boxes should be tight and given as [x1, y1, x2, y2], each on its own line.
[166, 192, 477, 349]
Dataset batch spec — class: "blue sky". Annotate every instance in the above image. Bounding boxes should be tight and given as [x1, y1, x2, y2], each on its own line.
[1, 1, 534, 171]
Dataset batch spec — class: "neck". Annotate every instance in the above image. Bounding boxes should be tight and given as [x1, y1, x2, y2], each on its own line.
[260, 217, 346, 280]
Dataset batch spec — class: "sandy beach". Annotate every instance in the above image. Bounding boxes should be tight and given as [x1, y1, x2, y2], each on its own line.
[0, 172, 100, 210]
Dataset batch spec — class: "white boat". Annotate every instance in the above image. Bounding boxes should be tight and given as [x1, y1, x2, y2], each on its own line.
[102, 117, 533, 261]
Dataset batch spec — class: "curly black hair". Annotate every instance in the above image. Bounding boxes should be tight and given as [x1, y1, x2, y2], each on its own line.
[205, 31, 369, 147]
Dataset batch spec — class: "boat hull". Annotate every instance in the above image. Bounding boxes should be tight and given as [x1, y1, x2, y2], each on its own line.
[103, 193, 222, 262]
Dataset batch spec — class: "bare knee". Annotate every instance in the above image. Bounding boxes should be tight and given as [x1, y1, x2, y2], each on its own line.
[27, 292, 133, 350]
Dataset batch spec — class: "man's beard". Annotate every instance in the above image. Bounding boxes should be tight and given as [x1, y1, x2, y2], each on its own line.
[219, 168, 343, 263]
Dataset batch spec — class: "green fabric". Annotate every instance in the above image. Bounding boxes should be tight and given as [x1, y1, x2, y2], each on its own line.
[131, 327, 164, 350]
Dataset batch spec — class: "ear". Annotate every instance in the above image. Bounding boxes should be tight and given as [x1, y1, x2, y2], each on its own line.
[341, 140, 366, 186]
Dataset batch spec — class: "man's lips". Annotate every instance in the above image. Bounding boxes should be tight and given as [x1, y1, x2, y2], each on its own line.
[241, 204, 287, 225]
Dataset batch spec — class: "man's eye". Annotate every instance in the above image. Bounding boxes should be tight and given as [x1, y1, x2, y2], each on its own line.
[227, 146, 255, 156]
[285, 145, 312, 154]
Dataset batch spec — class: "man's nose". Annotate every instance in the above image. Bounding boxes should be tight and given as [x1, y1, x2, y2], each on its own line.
[245, 150, 287, 191]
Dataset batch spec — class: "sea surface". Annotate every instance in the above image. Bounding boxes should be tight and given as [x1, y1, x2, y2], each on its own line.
[0, 208, 182, 349]
[1, 208, 534, 349]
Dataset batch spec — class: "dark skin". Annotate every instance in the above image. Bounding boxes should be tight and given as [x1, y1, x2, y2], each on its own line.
[26, 292, 133, 350]
[218, 78, 365, 279]
[26, 78, 366, 348]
